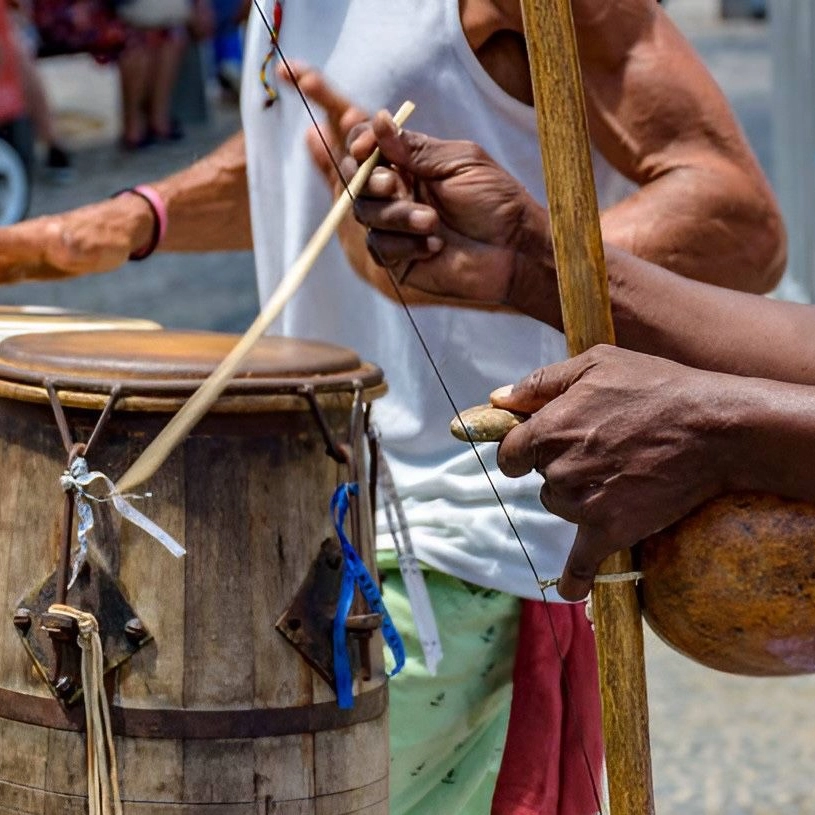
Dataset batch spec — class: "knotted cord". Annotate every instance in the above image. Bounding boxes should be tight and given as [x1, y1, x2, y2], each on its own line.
[48, 605, 122, 815]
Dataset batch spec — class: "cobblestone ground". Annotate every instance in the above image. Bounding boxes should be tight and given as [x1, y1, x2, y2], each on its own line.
[2, 5, 815, 811]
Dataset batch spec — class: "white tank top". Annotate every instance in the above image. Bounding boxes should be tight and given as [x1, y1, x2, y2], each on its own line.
[241, 0, 632, 599]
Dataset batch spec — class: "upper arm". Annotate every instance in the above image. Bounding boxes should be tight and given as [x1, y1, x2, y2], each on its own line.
[573, 0, 786, 291]
[576, 2, 744, 182]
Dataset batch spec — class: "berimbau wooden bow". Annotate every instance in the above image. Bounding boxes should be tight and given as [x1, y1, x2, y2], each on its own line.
[518, 0, 655, 811]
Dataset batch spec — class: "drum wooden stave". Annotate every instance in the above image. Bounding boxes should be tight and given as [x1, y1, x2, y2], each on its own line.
[0, 329, 389, 813]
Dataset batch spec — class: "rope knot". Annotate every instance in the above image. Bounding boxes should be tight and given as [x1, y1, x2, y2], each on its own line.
[76, 613, 99, 642]
[58, 456, 185, 590]
[61, 457, 91, 494]
[47, 604, 122, 815]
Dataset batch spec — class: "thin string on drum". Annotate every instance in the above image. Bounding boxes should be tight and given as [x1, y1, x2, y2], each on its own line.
[45, 382, 184, 607]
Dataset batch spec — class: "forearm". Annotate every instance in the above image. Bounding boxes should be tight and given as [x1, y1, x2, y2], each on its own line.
[718, 375, 815, 503]
[608, 246, 815, 383]
[509, 217, 815, 385]
[598, 164, 786, 293]
[0, 132, 253, 285]
[150, 131, 252, 253]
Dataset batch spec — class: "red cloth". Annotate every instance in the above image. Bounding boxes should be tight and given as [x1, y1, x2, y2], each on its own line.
[492, 600, 604, 815]
[0, 5, 26, 121]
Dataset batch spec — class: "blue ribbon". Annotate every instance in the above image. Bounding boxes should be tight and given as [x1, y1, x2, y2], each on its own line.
[331, 482, 405, 709]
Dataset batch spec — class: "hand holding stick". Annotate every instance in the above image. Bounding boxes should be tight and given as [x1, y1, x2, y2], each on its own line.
[116, 101, 415, 495]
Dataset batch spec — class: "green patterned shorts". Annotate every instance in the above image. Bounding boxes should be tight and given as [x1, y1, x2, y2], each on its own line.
[378, 551, 521, 815]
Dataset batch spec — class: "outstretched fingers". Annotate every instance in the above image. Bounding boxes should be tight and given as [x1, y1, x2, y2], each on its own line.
[277, 61, 368, 140]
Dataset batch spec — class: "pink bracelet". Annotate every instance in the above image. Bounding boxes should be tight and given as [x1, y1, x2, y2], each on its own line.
[114, 185, 168, 261]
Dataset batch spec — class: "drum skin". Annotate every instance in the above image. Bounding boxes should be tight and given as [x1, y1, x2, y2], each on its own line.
[0, 330, 389, 813]
[640, 491, 815, 677]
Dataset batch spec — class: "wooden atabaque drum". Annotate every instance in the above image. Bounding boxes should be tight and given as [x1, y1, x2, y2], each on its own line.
[0, 329, 390, 813]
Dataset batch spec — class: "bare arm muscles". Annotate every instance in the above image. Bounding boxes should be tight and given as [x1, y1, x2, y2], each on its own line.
[605, 245, 815, 382]
[508, 214, 815, 386]
[574, 0, 786, 292]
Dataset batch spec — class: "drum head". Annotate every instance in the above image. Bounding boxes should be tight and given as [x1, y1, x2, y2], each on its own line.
[0, 330, 384, 409]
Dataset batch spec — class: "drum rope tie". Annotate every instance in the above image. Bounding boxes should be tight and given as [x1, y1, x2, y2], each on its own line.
[373, 428, 442, 676]
[47, 604, 123, 815]
[45, 383, 184, 594]
[60, 457, 185, 589]
[331, 482, 405, 709]
[538, 572, 645, 594]
[47, 383, 120, 606]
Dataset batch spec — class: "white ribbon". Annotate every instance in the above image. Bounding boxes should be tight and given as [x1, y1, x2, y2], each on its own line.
[376, 437, 443, 675]
[60, 457, 185, 588]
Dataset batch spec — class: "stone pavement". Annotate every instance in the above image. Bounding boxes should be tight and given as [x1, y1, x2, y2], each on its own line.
[4, 4, 815, 812]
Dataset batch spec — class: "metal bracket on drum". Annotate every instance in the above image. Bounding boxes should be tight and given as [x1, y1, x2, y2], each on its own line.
[13, 550, 151, 706]
[12, 382, 152, 706]
[277, 381, 382, 695]
[300, 379, 371, 541]
[276, 539, 383, 690]
[298, 382, 354, 465]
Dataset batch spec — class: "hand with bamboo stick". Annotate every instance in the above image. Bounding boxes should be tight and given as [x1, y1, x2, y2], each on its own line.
[351, 116, 815, 603]
[348, 111, 561, 316]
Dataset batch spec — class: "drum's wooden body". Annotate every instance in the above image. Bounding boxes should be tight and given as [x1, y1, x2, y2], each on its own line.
[640, 492, 815, 677]
[0, 330, 389, 813]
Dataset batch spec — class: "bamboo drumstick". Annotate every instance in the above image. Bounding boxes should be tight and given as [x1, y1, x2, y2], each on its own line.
[116, 101, 415, 495]
[517, 1, 655, 811]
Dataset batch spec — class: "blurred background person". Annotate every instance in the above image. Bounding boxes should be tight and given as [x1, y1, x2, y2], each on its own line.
[114, 0, 213, 149]
[5, 0, 73, 181]
[211, 0, 247, 104]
